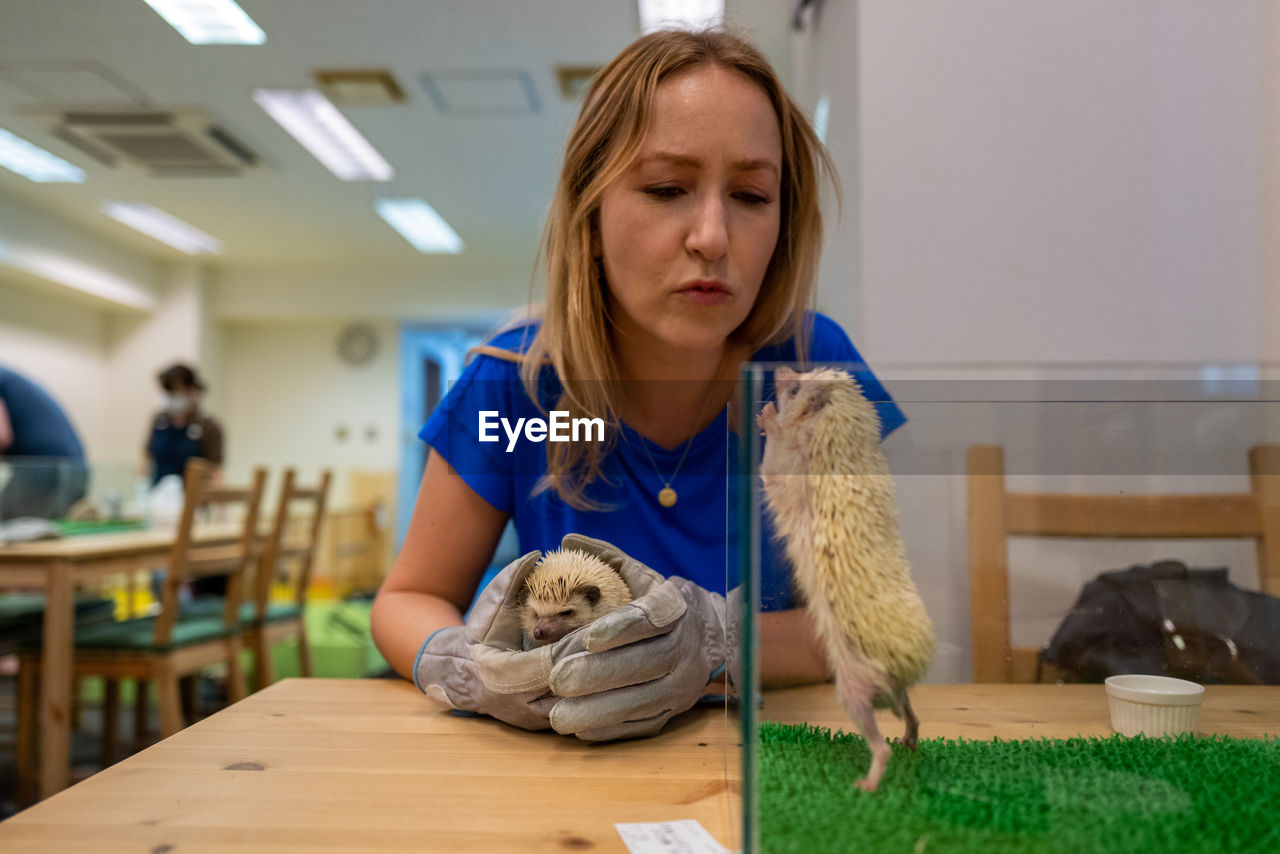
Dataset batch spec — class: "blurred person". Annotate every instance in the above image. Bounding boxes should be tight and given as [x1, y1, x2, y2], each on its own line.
[0, 364, 87, 521]
[144, 363, 223, 487]
[144, 363, 226, 597]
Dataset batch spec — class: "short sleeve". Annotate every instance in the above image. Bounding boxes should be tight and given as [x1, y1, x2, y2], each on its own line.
[200, 417, 224, 465]
[419, 353, 521, 515]
[808, 314, 906, 439]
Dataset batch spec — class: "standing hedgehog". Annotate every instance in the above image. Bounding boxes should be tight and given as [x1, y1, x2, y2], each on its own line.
[757, 366, 935, 792]
[517, 549, 634, 648]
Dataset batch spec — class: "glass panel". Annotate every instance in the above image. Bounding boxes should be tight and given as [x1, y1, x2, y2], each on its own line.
[737, 361, 1280, 853]
[0, 457, 143, 528]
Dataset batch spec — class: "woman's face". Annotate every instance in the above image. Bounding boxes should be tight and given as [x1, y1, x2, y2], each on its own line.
[597, 63, 783, 357]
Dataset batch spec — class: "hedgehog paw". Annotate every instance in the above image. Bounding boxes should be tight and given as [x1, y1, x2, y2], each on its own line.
[854, 776, 880, 793]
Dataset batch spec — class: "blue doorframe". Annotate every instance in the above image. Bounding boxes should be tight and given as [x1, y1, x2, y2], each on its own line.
[397, 323, 492, 550]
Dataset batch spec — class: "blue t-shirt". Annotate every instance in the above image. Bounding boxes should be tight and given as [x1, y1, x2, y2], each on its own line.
[0, 366, 85, 460]
[419, 313, 904, 609]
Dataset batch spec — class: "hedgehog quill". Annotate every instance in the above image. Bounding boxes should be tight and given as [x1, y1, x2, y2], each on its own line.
[517, 549, 633, 649]
[757, 366, 935, 792]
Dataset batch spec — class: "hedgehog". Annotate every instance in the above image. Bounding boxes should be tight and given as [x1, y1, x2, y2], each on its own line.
[517, 548, 634, 649]
[756, 366, 935, 792]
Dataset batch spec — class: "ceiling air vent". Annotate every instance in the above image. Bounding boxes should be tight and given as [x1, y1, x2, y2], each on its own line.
[48, 108, 258, 177]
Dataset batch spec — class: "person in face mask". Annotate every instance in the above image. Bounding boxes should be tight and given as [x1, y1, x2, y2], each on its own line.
[144, 363, 224, 489]
[144, 363, 227, 601]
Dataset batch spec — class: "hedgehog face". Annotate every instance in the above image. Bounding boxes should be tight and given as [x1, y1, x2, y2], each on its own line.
[518, 583, 603, 647]
[775, 367, 840, 419]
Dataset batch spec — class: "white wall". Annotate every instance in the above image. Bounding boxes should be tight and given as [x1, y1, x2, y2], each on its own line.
[793, 1, 1276, 682]
[0, 191, 222, 471]
[854, 1, 1265, 364]
[1264, 1, 1280, 364]
[104, 263, 222, 468]
[213, 267, 536, 322]
[0, 192, 157, 312]
[219, 319, 400, 506]
[795, 1, 1268, 364]
[0, 279, 110, 459]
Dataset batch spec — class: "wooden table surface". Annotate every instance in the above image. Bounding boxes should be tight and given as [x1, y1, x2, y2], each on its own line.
[1, 679, 1276, 853]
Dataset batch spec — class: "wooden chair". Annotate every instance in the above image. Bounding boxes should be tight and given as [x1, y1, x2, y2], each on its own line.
[967, 444, 1280, 682]
[15, 459, 266, 801]
[244, 468, 331, 691]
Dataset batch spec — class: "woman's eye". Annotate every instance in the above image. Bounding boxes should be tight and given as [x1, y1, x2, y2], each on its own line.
[733, 191, 770, 206]
[644, 186, 683, 199]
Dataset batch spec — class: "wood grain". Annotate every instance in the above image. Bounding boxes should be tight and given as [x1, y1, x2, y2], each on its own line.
[0, 679, 742, 853]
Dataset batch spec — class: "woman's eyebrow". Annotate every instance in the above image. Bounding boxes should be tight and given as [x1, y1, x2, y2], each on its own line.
[635, 151, 779, 177]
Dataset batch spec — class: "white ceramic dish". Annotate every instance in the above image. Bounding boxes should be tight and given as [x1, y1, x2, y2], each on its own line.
[1104, 674, 1205, 737]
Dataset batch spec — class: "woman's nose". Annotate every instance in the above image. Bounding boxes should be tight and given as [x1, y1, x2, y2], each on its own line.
[686, 193, 728, 260]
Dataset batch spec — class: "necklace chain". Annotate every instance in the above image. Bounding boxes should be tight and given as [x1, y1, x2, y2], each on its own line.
[629, 401, 722, 508]
[637, 429, 696, 504]
[622, 358, 731, 508]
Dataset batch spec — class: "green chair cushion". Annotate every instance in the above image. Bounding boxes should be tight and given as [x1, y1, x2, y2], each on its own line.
[182, 598, 303, 626]
[0, 594, 118, 653]
[69, 614, 234, 652]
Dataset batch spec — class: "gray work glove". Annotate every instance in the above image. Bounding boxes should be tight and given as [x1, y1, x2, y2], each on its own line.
[546, 534, 729, 741]
[413, 549, 564, 732]
[413, 536, 730, 742]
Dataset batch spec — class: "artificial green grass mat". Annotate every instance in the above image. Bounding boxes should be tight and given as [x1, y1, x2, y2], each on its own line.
[759, 722, 1280, 854]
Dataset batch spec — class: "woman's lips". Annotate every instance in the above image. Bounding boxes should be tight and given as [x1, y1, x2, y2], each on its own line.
[677, 280, 731, 305]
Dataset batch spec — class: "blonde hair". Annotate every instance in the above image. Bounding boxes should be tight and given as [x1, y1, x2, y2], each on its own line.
[511, 28, 836, 509]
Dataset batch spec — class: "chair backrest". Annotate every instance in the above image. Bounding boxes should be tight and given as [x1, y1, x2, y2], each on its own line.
[255, 468, 332, 617]
[154, 459, 268, 645]
[967, 444, 1280, 682]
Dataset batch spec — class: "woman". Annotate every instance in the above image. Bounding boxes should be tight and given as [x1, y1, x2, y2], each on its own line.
[144, 362, 226, 597]
[371, 28, 904, 740]
[144, 363, 224, 487]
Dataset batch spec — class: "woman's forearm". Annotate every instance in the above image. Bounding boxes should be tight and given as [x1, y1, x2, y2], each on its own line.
[370, 588, 465, 681]
[757, 607, 832, 689]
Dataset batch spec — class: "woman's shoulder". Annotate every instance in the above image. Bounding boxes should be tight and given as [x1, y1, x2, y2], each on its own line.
[483, 322, 541, 356]
[752, 311, 856, 362]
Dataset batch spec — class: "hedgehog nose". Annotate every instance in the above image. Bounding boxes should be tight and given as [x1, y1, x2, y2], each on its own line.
[533, 627, 546, 640]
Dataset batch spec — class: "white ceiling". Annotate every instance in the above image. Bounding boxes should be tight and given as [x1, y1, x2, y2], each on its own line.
[0, 0, 792, 276]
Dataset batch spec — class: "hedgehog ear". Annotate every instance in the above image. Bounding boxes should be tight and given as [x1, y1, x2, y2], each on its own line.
[799, 382, 833, 419]
[516, 585, 531, 607]
[575, 584, 602, 606]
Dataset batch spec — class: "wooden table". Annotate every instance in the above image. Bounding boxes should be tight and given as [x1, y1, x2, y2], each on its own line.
[0, 525, 241, 800]
[0, 679, 1276, 852]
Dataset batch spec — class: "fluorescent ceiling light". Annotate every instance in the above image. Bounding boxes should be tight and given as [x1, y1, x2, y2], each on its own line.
[253, 89, 393, 181]
[638, 0, 724, 33]
[101, 202, 223, 255]
[376, 198, 463, 254]
[0, 128, 85, 182]
[0, 243, 156, 311]
[142, 0, 265, 44]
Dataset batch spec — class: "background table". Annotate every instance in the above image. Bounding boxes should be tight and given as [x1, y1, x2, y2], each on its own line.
[0, 525, 241, 799]
[0, 679, 1276, 852]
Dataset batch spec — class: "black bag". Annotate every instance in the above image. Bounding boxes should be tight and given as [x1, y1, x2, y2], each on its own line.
[1039, 559, 1280, 684]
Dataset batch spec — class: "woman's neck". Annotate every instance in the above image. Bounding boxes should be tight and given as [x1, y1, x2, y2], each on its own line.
[614, 336, 745, 449]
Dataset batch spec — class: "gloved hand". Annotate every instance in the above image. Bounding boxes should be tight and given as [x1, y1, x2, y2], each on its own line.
[412, 548, 564, 732]
[545, 534, 729, 741]
[413, 535, 730, 742]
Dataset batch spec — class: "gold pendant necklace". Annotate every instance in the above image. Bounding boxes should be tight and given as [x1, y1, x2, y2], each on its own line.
[639, 432, 695, 508]
[626, 356, 730, 509]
